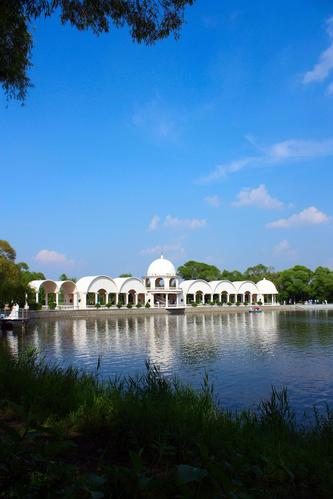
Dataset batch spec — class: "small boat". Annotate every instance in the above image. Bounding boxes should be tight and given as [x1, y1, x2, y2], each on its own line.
[249, 306, 262, 314]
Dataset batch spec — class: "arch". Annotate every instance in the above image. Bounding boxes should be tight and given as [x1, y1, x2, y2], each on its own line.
[155, 277, 165, 289]
[169, 277, 177, 288]
[180, 279, 213, 296]
[76, 275, 118, 294]
[236, 281, 259, 295]
[29, 279, 57, 294]
[113, 277, 146, 294]
[128, 289, 136, 305]
[56, 280, 76, 305]
[56, 280, 76, 294]
[210, 280, 237, 295]
[97, 289, 107, 305]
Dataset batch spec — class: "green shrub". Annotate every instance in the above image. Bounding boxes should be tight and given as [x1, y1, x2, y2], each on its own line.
[127, 303, 132, 309]
[117, 302, 122, 308]
[236, 301, 241, 306]
[145, 302, 151, 308]
[1, 348, 333, 498]
[48, 301, 56, 310]
[95, 303, 101, 309]
[29, 302, 42, 310]
[106, 302, 112, 308]
[209, 301, 215, 306]
[191, 302, 198, 307]
[227, 301, 232, 306]
[136, 303, 142, 308]
[257, 300, 263, 305]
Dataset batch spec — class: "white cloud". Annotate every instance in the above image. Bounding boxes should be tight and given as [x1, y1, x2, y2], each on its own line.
[35, 249, 73, 265]
[164, 215, 206, 230]
[266, 137, 333, 160]
[131, 95, 182, 142]
[198, 157, 258, 183]
[148, 215, 160, 231]
[303, 17, 333, 89]
[267, 206, 330, 229]
[204, 195, 221, 207]
[273, 240, 296, 257]
[197, 137, 333, 183]
[233, 184, 284, 209]
[149, 215, 206, 231]
[140, 243, 185, 259]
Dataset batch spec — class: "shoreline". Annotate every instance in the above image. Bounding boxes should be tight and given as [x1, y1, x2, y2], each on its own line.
[27, 304, 333, 320]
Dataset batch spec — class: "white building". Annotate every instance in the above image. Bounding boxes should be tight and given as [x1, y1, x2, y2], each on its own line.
[29, 256, 279, 309]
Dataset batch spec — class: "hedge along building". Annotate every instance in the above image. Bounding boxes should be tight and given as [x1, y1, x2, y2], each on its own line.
[29, 256, 279, 309]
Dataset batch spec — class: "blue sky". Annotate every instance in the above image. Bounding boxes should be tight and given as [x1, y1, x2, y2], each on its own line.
[1, 0, 333, 279]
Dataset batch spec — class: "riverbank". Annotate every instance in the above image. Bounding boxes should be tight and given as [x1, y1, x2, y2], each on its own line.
[27, 303, 333, 319]
[0, 345, 333, 497]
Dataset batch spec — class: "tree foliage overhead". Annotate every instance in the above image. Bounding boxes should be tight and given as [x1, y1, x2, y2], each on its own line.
[0, 0, 194, 100]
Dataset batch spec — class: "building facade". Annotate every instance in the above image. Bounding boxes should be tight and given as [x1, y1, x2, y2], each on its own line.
[29, 256, 279, 309]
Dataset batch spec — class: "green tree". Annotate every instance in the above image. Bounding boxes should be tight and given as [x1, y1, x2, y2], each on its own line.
[220, 269, 245, 281]
[59, 273, 77, 282]
[277, 266, 313, 303]
[119, 273, 133, 278]
[0, 240, 45, 306]
[244, 264, 274, 282]
[1, 0, 194, 101]
[0, 239, 16, 261]
[177, 261, 222, 281]
[310, 267, 333, 303]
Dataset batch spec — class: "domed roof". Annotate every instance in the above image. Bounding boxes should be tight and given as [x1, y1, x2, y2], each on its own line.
[256, 278, 278, 294]
[147, 256, 176, 277]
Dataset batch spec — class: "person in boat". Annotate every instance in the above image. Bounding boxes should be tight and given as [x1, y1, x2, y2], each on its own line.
[7, 303, 19, 320]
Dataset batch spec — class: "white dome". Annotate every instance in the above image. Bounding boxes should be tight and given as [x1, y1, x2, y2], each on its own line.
[147, 256, 176, 277]
[256, 278, 278, 294]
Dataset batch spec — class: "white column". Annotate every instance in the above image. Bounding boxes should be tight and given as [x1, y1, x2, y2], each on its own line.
[45, 293, 48, 306]
[166, 294, 169, 308]
[115, 293, 119, 305]
[36, 292, 39, 303]
[95, 292, 98, 305]
[134, 294, 138, 305]
[226, 293, 229, 304]
[55, 292, 59, 307]
[125, 294, 128, 305]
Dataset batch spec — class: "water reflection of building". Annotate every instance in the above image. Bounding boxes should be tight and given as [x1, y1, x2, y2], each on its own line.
[29, 256, 278, 310]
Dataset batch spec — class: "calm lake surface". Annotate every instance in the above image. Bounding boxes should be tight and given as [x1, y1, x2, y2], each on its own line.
[3, 310, 333, 415]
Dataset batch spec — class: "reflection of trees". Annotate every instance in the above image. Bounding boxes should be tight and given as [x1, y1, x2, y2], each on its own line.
[276, 311, 333, 348]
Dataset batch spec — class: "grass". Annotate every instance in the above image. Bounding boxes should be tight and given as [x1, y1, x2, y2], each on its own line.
[1, 344, 333, 497]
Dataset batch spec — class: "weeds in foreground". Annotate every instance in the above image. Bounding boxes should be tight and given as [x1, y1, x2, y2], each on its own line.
[0, 345, 333, 497]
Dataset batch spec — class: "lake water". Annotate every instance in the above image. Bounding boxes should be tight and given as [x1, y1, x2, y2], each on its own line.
[2, 310, 333, 415]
